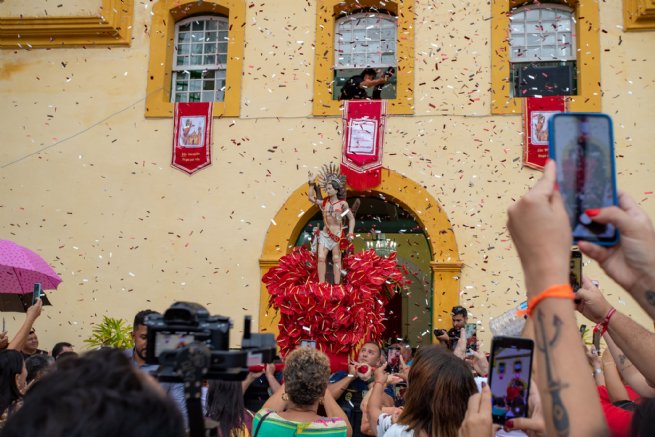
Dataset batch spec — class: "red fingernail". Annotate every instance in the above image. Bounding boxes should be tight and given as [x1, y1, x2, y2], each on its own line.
[585, 208, 601, 217]
[505, 420, 514, 428]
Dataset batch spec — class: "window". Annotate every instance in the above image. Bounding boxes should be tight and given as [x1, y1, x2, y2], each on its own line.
[333, 11, 398, 100]
[172, 16, 228, 103]
[313, 0, 415, 116]
[146, 0, 246, 118]
[508, 5, 576, 98]
[490, 0, 601, 114]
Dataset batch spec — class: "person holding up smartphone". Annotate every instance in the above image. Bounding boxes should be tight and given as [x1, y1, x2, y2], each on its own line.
[496, 160, 608, 436]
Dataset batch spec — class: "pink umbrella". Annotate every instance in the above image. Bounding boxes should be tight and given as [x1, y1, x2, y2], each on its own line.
[0, 240, 62, 293]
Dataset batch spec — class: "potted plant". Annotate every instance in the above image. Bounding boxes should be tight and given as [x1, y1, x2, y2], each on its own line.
[84, 315, 133, 349]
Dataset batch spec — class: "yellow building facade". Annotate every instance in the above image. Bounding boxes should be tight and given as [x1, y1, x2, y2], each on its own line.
[1, 0, 654, 350]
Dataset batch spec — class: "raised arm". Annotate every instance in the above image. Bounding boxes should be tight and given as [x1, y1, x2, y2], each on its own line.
[307, 172, 321, 206]
[261, 382, 286, 412]
[322, 388, 353, 437]
[604, 332, 655, 397]
[507, 160, 608, 437]
[576, 278, 655, 385]
[8, 299, 42, 350]
[366, 365, 388, 432]
[327, 361, 357, 399]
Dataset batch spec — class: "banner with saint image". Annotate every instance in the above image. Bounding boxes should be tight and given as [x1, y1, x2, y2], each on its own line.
[172, 102, 213, 175]
[523, 96, 567, 170]
[341, 100, 386, 190]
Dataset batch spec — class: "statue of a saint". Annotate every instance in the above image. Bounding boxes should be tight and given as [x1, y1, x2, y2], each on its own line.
[307, 164, 355, 284]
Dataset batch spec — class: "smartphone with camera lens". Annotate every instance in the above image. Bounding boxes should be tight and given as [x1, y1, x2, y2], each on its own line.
[300, 339, 317, 349]
[488, 336, 534, 425]
[570, 249, 582, 292]
[549, 113, 619, 246]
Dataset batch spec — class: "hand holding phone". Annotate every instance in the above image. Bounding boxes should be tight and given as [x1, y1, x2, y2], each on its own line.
[465, 323, 478, 352]
[488, 336, 534, 425]
[386, 347, 401, 374]
[570, 250, 582, 292]
[32, 283, 42, 306]
[548, 113, 619, 245]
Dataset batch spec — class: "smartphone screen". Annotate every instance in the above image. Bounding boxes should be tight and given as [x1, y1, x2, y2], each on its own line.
[465, 323, 478, 352]
[32, 283, 42, 306]
[570, 250, 582, 292]
[488, 336, 534, 425]
[386, 347, 401, 373]
[549, 113, 619, 245]
[300, 339, 316, 349]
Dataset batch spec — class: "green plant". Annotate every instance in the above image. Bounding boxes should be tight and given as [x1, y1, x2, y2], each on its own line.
[84, 316, 134, 350]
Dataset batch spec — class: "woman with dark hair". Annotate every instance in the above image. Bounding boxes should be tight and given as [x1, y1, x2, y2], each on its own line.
[0, 350, 27, 427]
[253, 347, 352, 437]
[368, 345, 477, 437]
[206, 380, 253, 437]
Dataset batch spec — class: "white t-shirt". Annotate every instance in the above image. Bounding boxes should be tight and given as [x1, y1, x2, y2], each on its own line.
[377, 413, 414, 437]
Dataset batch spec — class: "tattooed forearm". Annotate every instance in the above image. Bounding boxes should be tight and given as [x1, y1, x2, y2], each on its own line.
[536, 309, 570, 437]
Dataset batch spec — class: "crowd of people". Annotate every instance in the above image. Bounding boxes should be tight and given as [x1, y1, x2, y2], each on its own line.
[2, 161, 655, 436]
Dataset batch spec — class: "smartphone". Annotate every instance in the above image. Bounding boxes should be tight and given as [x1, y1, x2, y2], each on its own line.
[32, 283, 42, 306]
[300, 339, 316, 349]
[579, 324, 587, 338]
[570, 250, 582, 292]
[465, 323, 478, 352]
[549, 113, 619, 246]
[592, 329, 601, 352]
[488, 336, 534, 425]
[386, 347, 401, 373]
[433, 328, 446, 337]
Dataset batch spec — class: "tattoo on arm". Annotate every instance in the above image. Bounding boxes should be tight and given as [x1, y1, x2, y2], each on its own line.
[645, 290, 655, 307]
[618, 354, 626, 367]
[536, 309, 570, 437]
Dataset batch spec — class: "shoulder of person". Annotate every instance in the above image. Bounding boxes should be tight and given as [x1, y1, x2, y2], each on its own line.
[329, 370, 349, 383]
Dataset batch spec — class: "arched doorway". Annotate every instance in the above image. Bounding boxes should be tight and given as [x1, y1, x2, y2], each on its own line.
[258, 169, 462, 344]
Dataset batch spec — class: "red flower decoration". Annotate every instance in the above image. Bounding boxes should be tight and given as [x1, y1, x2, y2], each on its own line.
[263, 247, 407, 357]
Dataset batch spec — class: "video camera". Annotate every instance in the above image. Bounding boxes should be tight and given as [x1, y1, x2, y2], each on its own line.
[144, 302, 276, 383]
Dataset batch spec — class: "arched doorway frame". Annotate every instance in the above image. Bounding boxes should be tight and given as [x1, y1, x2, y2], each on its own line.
[258, 168, 463, 341]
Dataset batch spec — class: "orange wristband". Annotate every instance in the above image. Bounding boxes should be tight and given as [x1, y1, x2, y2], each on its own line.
[517, 284, 574, 318]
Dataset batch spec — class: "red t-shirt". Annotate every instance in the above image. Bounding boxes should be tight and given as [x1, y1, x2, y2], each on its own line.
[597, 385, 640, 437]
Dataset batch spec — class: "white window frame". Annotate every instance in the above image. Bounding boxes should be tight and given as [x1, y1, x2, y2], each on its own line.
[334, 12, 397, 70]
[509, 4, 576, 64]
[171, 15, 228, 103]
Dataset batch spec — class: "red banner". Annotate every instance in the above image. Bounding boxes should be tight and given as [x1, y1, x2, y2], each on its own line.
[172, 102, 213, 174]
[523, 96, 567, 170]
[341, 100, 386, 190]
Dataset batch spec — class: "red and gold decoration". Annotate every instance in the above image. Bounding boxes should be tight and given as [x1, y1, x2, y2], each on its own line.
[523, 96, 567, 170]
[172, 102, 213, 174]
[341, 100, 386, 190]
[262, 247, 406, 358]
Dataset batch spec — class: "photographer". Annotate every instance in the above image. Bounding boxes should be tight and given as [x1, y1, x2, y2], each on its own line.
[127, 310, 187, 427]
[339, 68, 391, 101]
[434, 305, 468, 351]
